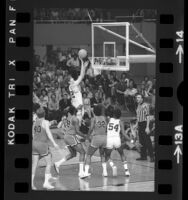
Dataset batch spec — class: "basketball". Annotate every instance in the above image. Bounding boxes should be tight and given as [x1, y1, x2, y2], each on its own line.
[78, 49, 87, 59]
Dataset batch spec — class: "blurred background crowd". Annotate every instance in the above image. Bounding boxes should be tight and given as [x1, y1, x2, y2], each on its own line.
[34, 8, 157, 22]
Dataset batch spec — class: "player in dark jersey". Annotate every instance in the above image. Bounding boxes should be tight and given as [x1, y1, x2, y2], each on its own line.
[54, 106, 87, 178]
[120, 120, 140, 151]
[82, 105, 108, 178]
[78, 112, 91, 141]
[32, 108, 59, 190]
[77, 112, 91, 152]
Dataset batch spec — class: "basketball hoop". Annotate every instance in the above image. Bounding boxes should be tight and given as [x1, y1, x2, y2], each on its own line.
[91, 22, 156, 72]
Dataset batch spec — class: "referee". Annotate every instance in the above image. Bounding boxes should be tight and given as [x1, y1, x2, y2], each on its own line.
[135, 93, 154, 162]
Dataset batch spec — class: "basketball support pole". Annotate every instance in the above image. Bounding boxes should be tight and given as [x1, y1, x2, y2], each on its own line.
[130, 23, 156, 53]
[92, 22, 94, 63]
[126, 22, 129, 68]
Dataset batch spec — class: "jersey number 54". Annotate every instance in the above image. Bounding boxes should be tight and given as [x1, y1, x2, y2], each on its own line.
[108, 123, 119, 132]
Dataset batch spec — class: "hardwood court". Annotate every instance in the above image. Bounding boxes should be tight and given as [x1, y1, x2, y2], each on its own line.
[34, 111, 154, 191]
[34, 141, 154, 191]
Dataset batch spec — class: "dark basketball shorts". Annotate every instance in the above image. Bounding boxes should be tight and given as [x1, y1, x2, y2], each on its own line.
[32, 141, 49, 157]
[90, 135, 107, 149]
[64, 134, 81, 147]
[75, 134, 86, 142]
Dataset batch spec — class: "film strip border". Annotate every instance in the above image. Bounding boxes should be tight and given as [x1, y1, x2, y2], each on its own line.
[5, 7, 183, 200]
[5, 7, 32, 196]
[156, 12, 183, 199]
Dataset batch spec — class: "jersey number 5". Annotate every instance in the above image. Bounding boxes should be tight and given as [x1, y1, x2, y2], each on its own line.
[108, 123, 119, 132]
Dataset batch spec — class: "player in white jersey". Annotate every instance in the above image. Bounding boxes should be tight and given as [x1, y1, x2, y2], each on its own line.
[68, 58, 89, 124]
[105, 107, 132, 176]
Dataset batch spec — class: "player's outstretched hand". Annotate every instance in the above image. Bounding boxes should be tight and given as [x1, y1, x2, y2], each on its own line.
[79, 56, 89, 67]
[83, 60, 89, 67]
[79, 56, 84, 64]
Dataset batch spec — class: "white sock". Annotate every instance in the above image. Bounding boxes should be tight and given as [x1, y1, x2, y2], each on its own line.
[85, 164, 89, 174]
[44, 173, 51, 185]
[85, 182, 89, 190]
[103, 176, 107, 186]
[102, 162, 107, 173]
[123, 162, 128, 170]
[109, 160, 114, 168]
[32, 174, 35, 185]
[56, 158, 66, 167]
[79, 162, 84, 174]
[48, 174, 55, 179]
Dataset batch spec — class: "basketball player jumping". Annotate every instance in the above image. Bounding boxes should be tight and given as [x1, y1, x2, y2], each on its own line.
[68, 56, 89, 125]
[54, 106, 87, 178]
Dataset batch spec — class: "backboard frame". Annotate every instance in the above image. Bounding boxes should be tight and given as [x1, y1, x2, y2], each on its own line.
[91, 22, 156, 72]
[91, 22, 130, 71]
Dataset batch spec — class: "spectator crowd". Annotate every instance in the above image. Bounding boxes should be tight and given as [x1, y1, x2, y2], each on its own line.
[34, 8, 157, 22]
[34, 8, 106, 22]
[33, 48, 155, 123]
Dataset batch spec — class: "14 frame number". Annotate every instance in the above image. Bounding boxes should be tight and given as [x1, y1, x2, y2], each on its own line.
[176, 31, 184, 64]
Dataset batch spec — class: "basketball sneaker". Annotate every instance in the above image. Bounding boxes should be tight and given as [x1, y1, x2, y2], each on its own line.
[79, 172, 91, 179]
[125, 169, 130, 177]
[43, 182, 55, 189]
[102, 171, 108, 177]
[32, 185, 37, 190]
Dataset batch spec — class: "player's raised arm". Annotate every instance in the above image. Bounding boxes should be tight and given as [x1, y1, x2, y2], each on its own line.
[44, 120, 59, 148]
[74, 59, 89, 86]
